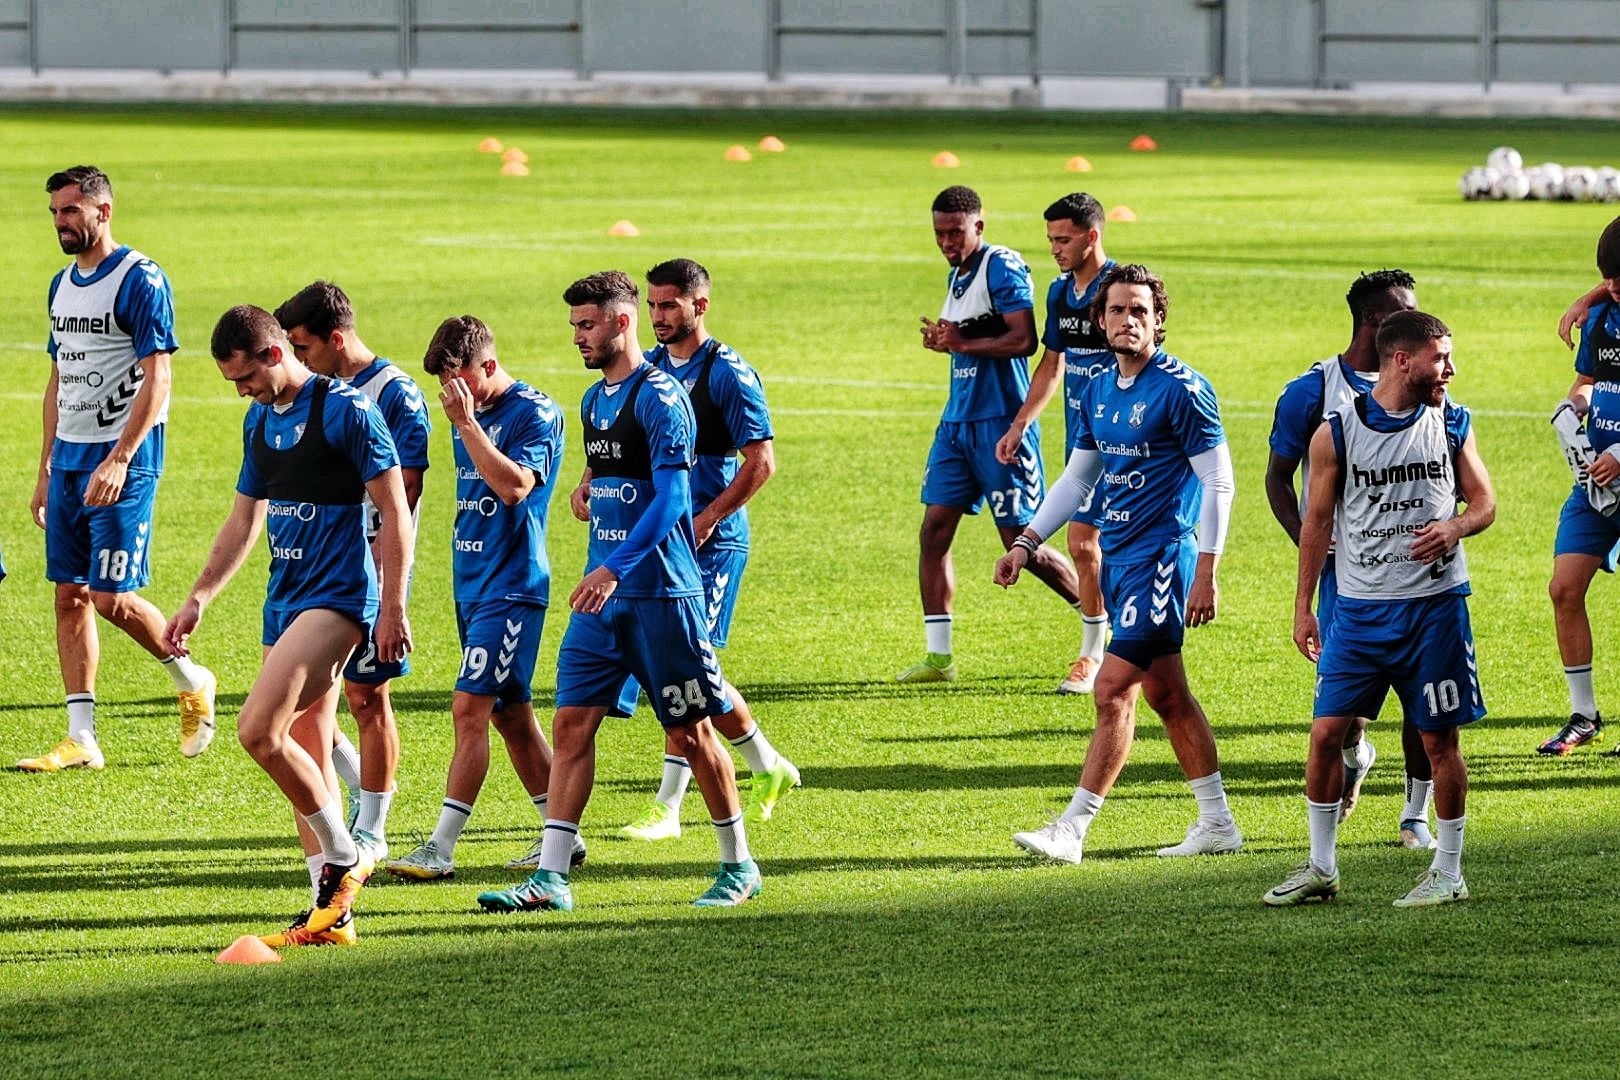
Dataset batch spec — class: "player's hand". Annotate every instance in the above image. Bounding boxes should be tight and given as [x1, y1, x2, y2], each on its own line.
[1559, 296, 1592, 350]
[30, 473, 48, 529]
[692, 509, 718, 548]
[994, 421, 1027, 465]
[993, 546, 1029, 588]
[1410, 517, 1463, 563]
[930, 319, 965, 353]
[438, 377, 477, 428]
[164, 597, 203, 656]
[570, 481, 591, 522]
[919, 316, 944, 352]
[570, 566, 619, 614]
[83, 456, 128, 507]
[1186, 570, 1218, 627]
[1588, 450, 1620, 487]
[374, 610, 413, 664]
[1293, 609, 1320, 663]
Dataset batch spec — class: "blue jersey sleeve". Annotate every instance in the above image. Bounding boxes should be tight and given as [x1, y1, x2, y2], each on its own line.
[639, 371, 696, 469]
[1575, 304, 1612, 378]
[1041, 277, 1066, 352]
[46, 269, 67, 360]
[985, 248, 1035, 314]
[602, 464, 689, 580]
[1173, 373, 1226, 458]
[329, 389, 400, 483]
[1073, 379, 1099, 452]
[377, 377, 432, 471]
[1269, 369, 1325, 461]
[236, 410, 268, 498]
[709, 349, 774, 446]
[506, 394, 565, 487]
[112, 259, 180, 359]
[1444, 401, 1472, 454]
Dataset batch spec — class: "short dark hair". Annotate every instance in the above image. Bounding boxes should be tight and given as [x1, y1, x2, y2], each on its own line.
[1044, 192, 1105, 231]
[46, 165, 112, 201]
[274, 281, 355, 338]
[646, 258, 711, 295]
[211, 305, 284, 362]
[1346, 269, 1417, 332]
[1091, 263, 1169, 346]
[563, 270, 639, 309]
[1375, 309, 1451, 363]
[422, 316, 494, 375]
[1598, 217, 1620, 279]
[931, 185, 981, 215]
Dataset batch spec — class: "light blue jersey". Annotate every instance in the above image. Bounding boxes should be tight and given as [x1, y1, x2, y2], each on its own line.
[939, 244, 1036, 422]
[1074, 352, 1225, 559]
[452, 380, 564, 605]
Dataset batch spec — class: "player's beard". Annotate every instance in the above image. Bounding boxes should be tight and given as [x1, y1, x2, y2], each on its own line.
[57, 225, 94, 254]
[655, 321, 693, 346]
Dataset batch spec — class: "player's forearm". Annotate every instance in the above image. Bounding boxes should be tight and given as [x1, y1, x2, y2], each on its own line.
[1296, 514, 1332, 614]
[1012, 350, 1063, 425]
[401, 467, 425, 514]
[457, 424, 533, 505]
[1026, 447, 1103, 541]
[602, 466, 689, 580]
[1264, 459, 1303, 546]
[107, 354, 171, 465]
[1190, 444, 1234, 555]
[39, 367, 59, 474]
[702, 441, 774, 523]
[190, 506, 262, 605]
[967, 325, 1038, 361]
[376, 514, 412, 616]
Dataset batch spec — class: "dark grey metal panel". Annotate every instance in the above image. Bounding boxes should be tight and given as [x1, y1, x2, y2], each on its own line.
[1236, 0, 1317, 85]
[1496, 0, 1617, 34]
[779, 31, 944, 74]
[0, 30, 25, 67]
[413, 29, 579, 69]
[1323, 0, 1484, 35]
[585, 0, 768, 73]
[1324, 41, 1481, 82]
[414, 0, 579, 24]
[1037, 0, 1215, 78]
[233, 0, 401, 24]
[1499, 42, 1620, 83]
[37, 0, 224, 70]
[233, 29, 401, 70]
[779, 0, 944, 31]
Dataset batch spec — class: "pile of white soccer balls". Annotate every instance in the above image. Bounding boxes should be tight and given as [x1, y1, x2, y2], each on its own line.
[1460, 146, 1620, 202]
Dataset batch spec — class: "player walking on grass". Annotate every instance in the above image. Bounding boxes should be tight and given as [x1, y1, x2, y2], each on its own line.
[996, 264, 1241, 864]
[1540, 218, 1620, 756]
[386, 316, 585, 881]
[1264, 310, 1493, 909]
[595, 259, 799, 841]
[1265, 269, 1441, 850]
[21, 165, 217, 773]
[996, 193, 1115, 695]
[901, 185, 1084, 684]
[478, 271, 760, 913]
[275, 281, 431, 862]
[165, 305, 413, 947]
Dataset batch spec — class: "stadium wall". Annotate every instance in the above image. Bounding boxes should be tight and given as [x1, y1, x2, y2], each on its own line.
[3, 0, 1619, 115]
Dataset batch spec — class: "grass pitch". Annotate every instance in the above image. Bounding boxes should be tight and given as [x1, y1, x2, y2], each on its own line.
[2, 104, 1619, 1078]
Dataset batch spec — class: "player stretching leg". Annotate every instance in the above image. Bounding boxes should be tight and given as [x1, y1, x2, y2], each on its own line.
[600, 259, 798, 840]
[997, 265, 1241, 864]
[1265, 311, 1494, 909]
[901, 185, 1083, 684]
[996, 194, 1115, 695]
[1265, 270, 1440, 849]
[1541, 219, 1620, 756]
[166, 306, 413, 947]
[275, 282, 431, 861]
[479, 271, 759, 913]
[386, 317, 584, 880]
[21, 166, 215, 772]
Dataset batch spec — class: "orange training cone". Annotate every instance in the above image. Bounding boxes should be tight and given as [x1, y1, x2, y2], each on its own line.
[1107, 205, 1137, 222]
[724, 144, 753, 162]
[500, 161, 529, 177]
[216, 935, 282, 965]
[931, 151, 961, 168]
[758, 135, 786, 152]
[1064, 155, 1093, 173]
[501, 148, 528, 164]
[607, 220, 640, 237]
[1129, 135, 1157, 151]
[477, 137, 504, 154]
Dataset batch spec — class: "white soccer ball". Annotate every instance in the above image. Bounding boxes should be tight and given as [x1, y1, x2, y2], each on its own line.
[1537, 164, 1567, 199]
[1487, 146, 1523, 173]
[1480, 166, 1503, 198]
[1526, 166, 1557, 201]
[1494, 170, 1531, 201]
[1597, 168, 1620, 203]
[1565, 166, 1599, 202]
[1459, 166, 1492, 200]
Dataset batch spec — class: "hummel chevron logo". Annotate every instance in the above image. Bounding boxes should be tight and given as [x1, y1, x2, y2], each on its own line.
[658, 391, 681, 407]
[1150, 563, 1173, 625]
[505, 619, 522, 635]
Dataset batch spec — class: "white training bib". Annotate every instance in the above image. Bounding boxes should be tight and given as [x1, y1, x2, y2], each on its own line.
[50, 249, 170, 443]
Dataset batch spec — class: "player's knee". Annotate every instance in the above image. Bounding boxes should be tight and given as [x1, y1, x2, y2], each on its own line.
[1548, 572, 1588, 611]
[344, 683, 384, 721]
[88, 589, 128, 621]
[1068, 537, 1102, 574]
[235, 720, 278, 761]
[450, 702, 491, 741]
[54, 584, 91, 617]
[664, 721, 711, 761]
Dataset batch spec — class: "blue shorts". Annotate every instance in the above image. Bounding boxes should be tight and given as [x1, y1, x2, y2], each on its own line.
[45, 467, 158, 593]
[556, 594, 730, 728]
[921, 418, 1043, 527]
[1316, 554, 1340, 638]
[262, 604, 373, 649]
[698, 545, 749, 649]
[455, 599, 546, 710]
[1314, 592, 1485, 731]
[343, 627, 411, 685]
[1101, 532, 1198, 669]
[1554, 486, 1620, 573]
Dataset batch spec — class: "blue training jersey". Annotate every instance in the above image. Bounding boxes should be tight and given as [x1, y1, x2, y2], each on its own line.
[582, 364, 704, 599]
[940, 243, 1036, 423]
[346, 358, 431, 470]
[1268, 355, 1377, 462]
[1075, 352, 1226, 558]
[1042, 260, 1115, 452]
[648, 339, 773, 553]
[236, 377, 399, 615]
[47, 246, 177, 474]
[1577, 301, 1620, 456]
[452, 380, 564, 605]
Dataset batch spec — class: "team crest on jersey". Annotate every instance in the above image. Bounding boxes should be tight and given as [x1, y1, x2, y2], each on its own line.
[1095, 403, 1106, 418]
[487, 424, 503, 444]
[1129, 402, 1146, 427]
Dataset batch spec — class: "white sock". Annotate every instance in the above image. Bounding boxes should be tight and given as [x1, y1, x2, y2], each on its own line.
[924, 614, 952, 656]
[331, 733, 362, 793]
[1432, 815, 1466, 879]
[357, 789, 392, 835]
[66, 694, 96, 748]
[306, 853, 326, 906]
[713, 811, 750, 864]
[1307, 798, 1340, 877]
[531, 792, 548, 822]
[1189, 771, 1234, 826]
[160, 653, 208, 693]
[656, 755, 692, 808]
[1566, 664, 1598, 719]
[301, 799, 358, 865]
[430, 798, 473, 856]
[1059, 786, 1105, 834]
[730, 725, 781, 774]
[1080, 613, 1108, 663]
[1341, 738, 1372, 771]
[1401, 776, 1433, 823]
[538, 820, 579, 875]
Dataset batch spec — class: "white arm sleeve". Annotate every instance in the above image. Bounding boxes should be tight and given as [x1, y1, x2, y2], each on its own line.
[1028, 447, 1103, 542]
[1189, 443, 1235, 555]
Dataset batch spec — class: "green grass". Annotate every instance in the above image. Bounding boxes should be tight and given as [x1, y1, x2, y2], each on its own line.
[3, 104, 1620, 1078]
